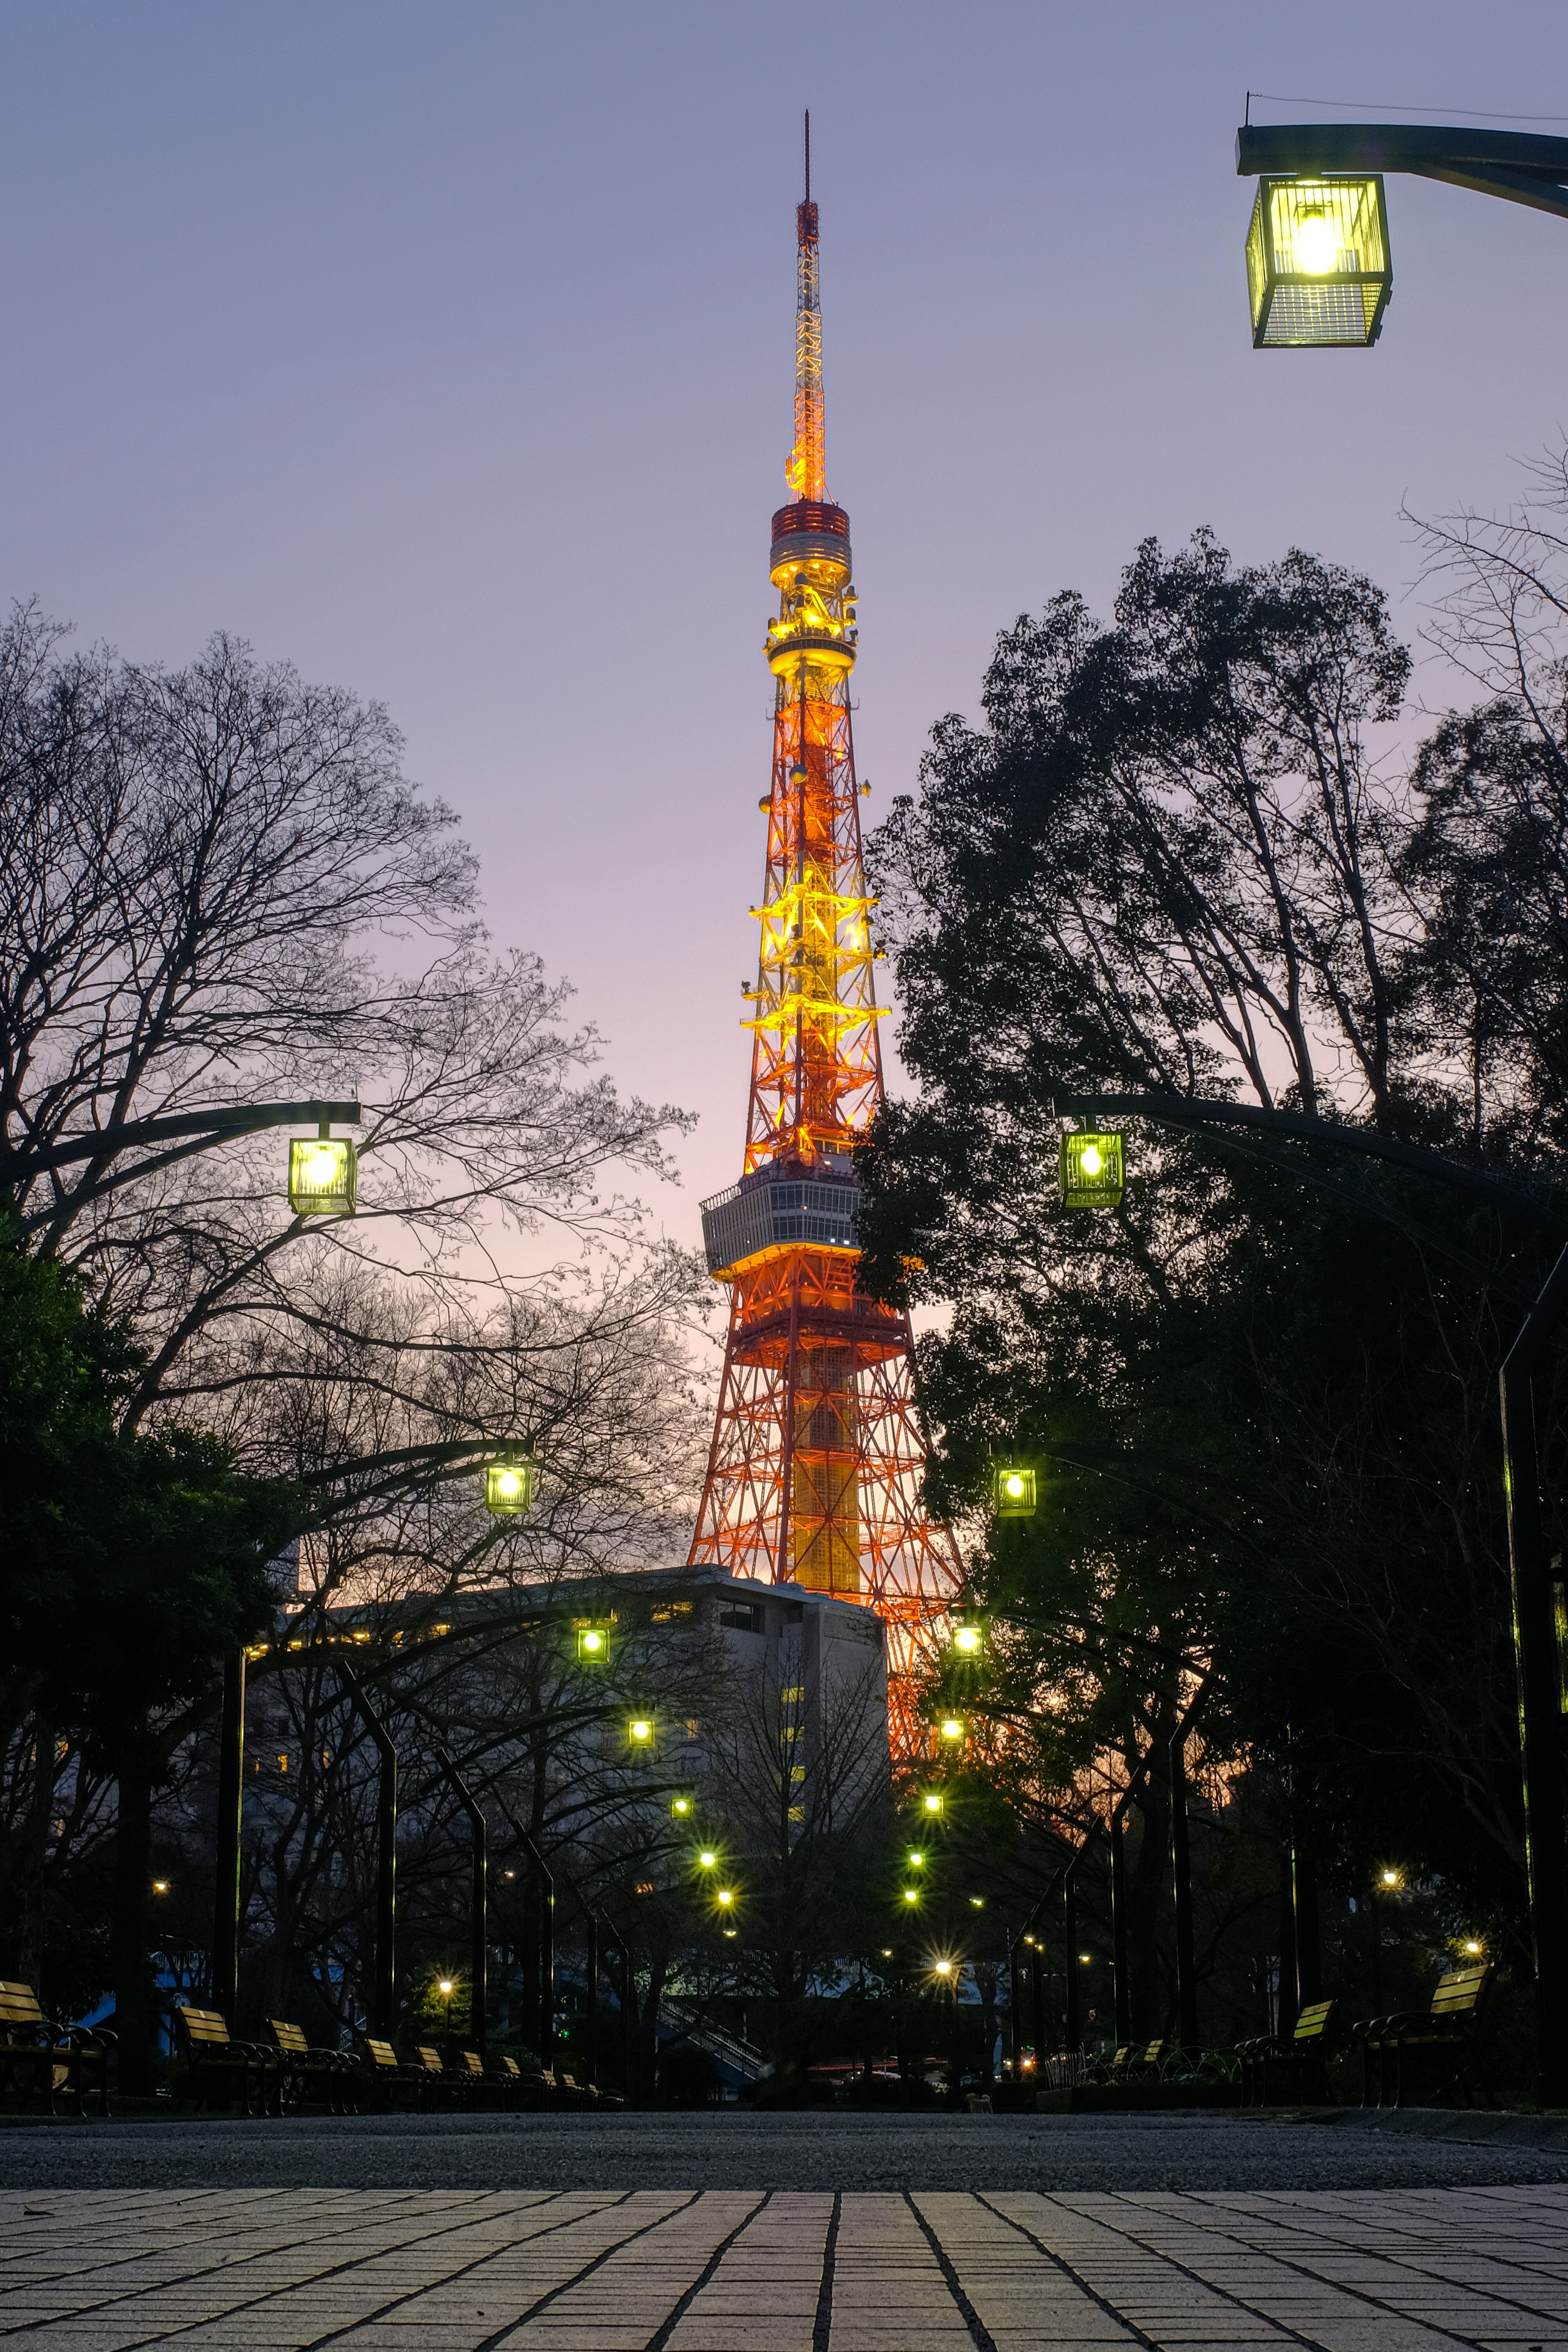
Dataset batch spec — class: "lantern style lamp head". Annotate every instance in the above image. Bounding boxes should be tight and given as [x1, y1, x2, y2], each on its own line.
[486, 1457, 538, 1516]
[939, 1715, 966, 1744]
[1245, 174, 1391, 347]
[906, 1848, 926, 1869]
[994, 1464, 1037, 1518]
[1058, 1128, 1124, 1210]
[576, 1624, 610, 1664]
[933, 1958, 953, 1978]
[288, 1127, 357, 1218]
[627, 1714, 656, 1749]
[716, 1887, 735, 1908]
[697, 1847, 718, 1869]
[902, 1886, 920, 1905]
[922, 1790, 944, 1817]
[670, 1793, 694, 1820]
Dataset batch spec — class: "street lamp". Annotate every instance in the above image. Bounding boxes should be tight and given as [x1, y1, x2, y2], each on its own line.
[1245, 174, 1391, 347]
[575, 1624, 611, 1663]
[287, 1126, 358, 1218]
[627, 1715, 657, 1751]
[1058, 1128, 1123, 1210]
[921, 1791, 944, 1817]
[994, 1464, 1037, 1517]
[950, 1617, 983, 1657]
[486, 1458, 538, 1516]
[902, 1886, 921, 1907]
[939, 1715, 966, 1744]
[697, 1847, 718, 1869]
[906, 1849, 926, 1869]
[670, 1793, 695, 1820]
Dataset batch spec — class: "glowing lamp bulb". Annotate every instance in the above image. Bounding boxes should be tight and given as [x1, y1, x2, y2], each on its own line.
[1463, 1938, 1483, 1956]
[1004, 1473, 1025, 1498]
[717, 1888, 735, 1907]
[1079, 1143, 1103, 1177]
[630, 1719, 653, 1743]
[151, 1880, 169, 1894]
[673, 1796, 690, 1814]
[903, 1888, 920, 1905]
[923, 1793, 943, 1815]
[581, 1629, 602, 1650]
[940, 1717, 964, 1742]
[1380, 1868, 1399, 1887]
[303, 1145, 337, 1184]
[495, 1470, 522, 1499]
[1294, 208, 1337, 273]
[438, 1979, 454, 1995]
[954, 1626, 980, 1654]
[907, 1851, 924, 1868]
[698, 1849, 717, 1868]
[934, 1960, 953, 1976]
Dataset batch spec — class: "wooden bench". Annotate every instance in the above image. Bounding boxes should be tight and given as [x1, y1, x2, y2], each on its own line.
[267, 2020, 357, 2115]
[413, 2042, 475, 2108]
[1238, 2000, 1336, 2107]
[360, 2036, 429, 2111]
[0, 1982, 114, 2117]
[173, 2006, 274, 2115]
[1356, 1963, 1494, 2108]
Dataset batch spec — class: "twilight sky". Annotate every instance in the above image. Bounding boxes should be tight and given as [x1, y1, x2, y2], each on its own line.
[4, 1, 1566, 1245]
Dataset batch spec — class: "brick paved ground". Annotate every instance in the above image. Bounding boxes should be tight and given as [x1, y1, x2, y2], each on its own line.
[3, 2183, 1568, 2350]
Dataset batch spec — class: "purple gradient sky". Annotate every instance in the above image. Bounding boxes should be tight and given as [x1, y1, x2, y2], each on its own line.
[4, 2, 1566, 1245]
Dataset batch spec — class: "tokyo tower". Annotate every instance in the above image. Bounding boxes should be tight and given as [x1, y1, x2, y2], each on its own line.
[690, 121, 962, 1757]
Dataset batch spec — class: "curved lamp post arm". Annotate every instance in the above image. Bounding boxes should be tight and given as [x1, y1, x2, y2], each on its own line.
[1, 1096, 363, 1178]
[1237, 122, 1568, 221]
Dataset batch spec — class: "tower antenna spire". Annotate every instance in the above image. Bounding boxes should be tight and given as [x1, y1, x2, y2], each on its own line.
[804, 108, 810, 205]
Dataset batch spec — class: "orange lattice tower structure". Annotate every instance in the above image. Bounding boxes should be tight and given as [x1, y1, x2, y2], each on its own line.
[690, 129, 963, 1755]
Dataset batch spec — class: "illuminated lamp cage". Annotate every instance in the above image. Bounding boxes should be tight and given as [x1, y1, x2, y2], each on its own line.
[575, 1624, 611, 1664]
[994, 1465, 1037, 1519]
[288, 1135, 357, 1218]
[1058, 1129, 1124, 1210]
[485, 1458, 538, 1516]
[1246, 175, 1391, 348]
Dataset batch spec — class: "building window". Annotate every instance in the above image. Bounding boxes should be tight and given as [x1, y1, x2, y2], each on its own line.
[719, 1602, 766, 1634]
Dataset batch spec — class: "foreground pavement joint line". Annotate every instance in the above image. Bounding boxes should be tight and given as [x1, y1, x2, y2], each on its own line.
[0, 2188, 537, 2327]
[1102, 2190, 1568, 2348]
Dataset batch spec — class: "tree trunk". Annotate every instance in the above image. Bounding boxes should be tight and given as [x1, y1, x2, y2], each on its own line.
[1127, 1773, 1172, 2040]
[111, 1757, 156, 2095]
[16, 1714, 58, 1990]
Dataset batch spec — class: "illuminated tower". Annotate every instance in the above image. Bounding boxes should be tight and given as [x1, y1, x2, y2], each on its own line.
[690, 129, 962, 1755]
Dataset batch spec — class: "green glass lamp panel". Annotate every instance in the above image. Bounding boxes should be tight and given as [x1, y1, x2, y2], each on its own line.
[1058, 1129, 1124, 1209]
[485, 1459, 537, 1515]
[994, 1464, 1037, 1517]
[576, 1624, 611, 1663]
[1247, 175, 1392, 349]
[288, 1135, 357, 1217]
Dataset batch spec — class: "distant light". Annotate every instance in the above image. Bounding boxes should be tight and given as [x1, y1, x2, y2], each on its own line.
[1078, 1951, 1092, 1964]
[933, 1959, 953, 1977]
[940, 1717, 965, 1743]
[629, 1718, 654, 1744]
[953, 1626, 981, 1655]
[906, 1850, 925, 1869]
[1379, 1867, 1400, 1889]
[971, 1897, 985, 1910]
[1463, 1938, 1483, 1956]
[903, 1889, 920, 1905]
[151, 1880, 169, 1894]
[438, 1979, 454, 1996]
[923, 1792, 944, 1815]
[881, 1949, 893, 1958]
[698, 1849, 718, 1869]
[717, 1888, 735, 1907]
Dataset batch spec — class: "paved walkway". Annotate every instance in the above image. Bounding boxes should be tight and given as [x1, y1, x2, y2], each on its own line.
[4, 2184, 1568, 2349]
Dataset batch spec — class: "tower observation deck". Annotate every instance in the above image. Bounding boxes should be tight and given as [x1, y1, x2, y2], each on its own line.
[688, 131, 962, 1757]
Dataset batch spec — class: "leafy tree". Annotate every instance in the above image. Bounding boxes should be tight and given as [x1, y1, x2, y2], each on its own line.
[858, 530, 1566, 2034]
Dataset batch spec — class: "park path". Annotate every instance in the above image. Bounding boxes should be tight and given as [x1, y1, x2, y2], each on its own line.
[2, 2182, 1567, 2349]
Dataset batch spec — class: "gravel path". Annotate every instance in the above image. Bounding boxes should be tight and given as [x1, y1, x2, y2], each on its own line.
[3, 2106, 1567, 2192]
